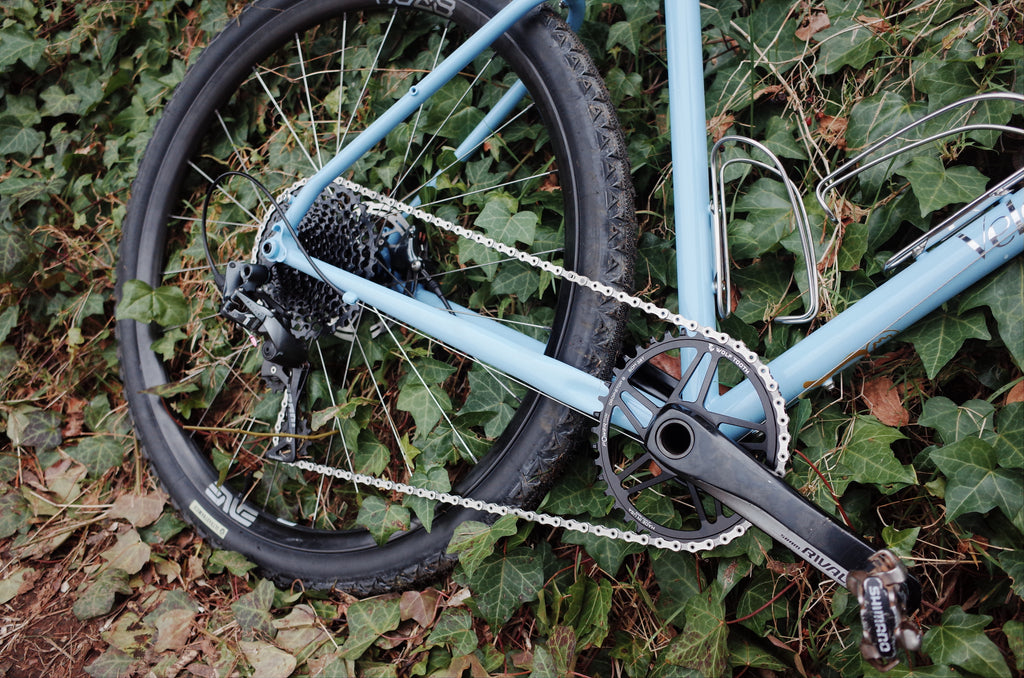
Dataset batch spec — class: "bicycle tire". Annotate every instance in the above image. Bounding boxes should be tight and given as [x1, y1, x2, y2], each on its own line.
[115, 0, 635, 593]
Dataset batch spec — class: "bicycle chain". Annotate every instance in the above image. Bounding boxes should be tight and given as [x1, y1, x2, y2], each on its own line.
[273, 177, 790, 552]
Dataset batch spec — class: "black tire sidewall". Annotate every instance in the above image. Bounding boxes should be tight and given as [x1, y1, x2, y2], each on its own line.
[116, 0, 632, 592]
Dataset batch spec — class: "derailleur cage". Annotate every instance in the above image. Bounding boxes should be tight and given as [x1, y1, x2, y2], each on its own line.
[218, 260, 312, 463]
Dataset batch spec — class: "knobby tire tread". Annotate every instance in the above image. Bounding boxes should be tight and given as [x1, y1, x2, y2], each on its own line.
[117, 0, 635, 595]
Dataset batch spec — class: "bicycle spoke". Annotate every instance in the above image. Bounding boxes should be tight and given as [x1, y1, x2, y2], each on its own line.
[369, 305, 478, 465]
[252, 66, 320, 173]
[294, 32, 323, 169]
[339, 10, 398, 152]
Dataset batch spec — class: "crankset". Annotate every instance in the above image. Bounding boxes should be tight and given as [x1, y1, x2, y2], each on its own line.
[596, 333, 921, 670]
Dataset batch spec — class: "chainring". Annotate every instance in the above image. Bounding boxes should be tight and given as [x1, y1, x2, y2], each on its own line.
[595, 332, 790, 551]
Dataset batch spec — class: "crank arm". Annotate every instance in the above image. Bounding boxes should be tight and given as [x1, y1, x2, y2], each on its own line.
[645, 405, 922, 667]
[645, 404, 922, 594]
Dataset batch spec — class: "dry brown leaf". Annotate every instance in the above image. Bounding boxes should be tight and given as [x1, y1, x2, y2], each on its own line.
[99, 529, 152, 575]
[649, 352, 681, 380]
[104, 490, 168, 528]
[239, 641, 297, 678]
[862, 376, 909, 427]
[153, 608, 197, 652]
[857, 14, 893, 34]
[1005, 380, 1024, 405]
[401, 588, 441, 627]
[62, 397, 88, 438]
[707, 113, 735, 142]
[796, 12, 831, 41]
[817, 114, 848, 150]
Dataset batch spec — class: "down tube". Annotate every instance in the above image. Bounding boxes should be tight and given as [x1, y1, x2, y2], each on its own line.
[718, 188, 1024, 419]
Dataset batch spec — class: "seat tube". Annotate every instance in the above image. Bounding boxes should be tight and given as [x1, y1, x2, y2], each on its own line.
[665, 1, 715, 328]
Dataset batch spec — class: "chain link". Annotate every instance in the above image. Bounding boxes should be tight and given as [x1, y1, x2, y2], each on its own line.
[273, 177, 790, 552]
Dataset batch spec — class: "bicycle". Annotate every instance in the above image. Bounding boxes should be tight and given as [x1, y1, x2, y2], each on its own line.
[114, 0, 1023, 671]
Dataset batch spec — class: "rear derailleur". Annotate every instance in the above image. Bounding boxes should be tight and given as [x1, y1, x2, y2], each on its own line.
[217, 260, 310, 463]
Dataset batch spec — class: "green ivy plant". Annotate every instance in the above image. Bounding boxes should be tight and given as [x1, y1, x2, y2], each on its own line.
[0, 0, 1020, 677]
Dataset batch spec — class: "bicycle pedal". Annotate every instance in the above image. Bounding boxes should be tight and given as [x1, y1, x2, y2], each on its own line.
[848, 549, 922, 671]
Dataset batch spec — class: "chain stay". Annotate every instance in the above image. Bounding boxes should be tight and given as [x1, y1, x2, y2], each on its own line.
[290, 458, 702, 552]
[270, 176, 787, 553]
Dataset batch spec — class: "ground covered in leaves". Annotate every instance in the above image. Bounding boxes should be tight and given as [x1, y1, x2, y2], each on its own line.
[2, 0, 1023, 677]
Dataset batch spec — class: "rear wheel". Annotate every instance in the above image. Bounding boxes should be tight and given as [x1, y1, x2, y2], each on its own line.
[115, 0, 635, 593]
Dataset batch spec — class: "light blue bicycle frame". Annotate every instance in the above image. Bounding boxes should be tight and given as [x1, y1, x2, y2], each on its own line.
[260, 0, 1024, 427]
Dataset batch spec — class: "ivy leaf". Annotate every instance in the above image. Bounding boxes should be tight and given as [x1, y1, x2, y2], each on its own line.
[461, 366, 519, 438]
[395, 381, 451, 440]
[207, 550, 258, 577]
[732, 258, 793, 323]
[839, 416, 916, 491]
[340, 596, 402, 659]
[355, 495, 410, 546]
[540, 457, 613, 517]
[84, 648, 139, 678]
[462, 547, 544, 627]
[919, 397, 995, 445]
[1005, 621, 1024, 675]
[428, 607, 477, 657]
[490, 260, 540, 302]
[0, 304, 17, 344]
[547, 625, 578, 677]
[475, 198, 536, 246]
[6, 406, 62, 451]
[814, 19, 885, 75]
[74, 568, 132, 620]
[115, 279, 190, 328]
[0, 120, 45, 162]
[732, 178, 793, 258]
[66, 435, 125, 477]
[565, 577, 614, 648]
[742, 0, 804, 72]
[561, 518, 645, 575]
[402, 465, 450, 533]
[0, 490, 32, 539]
[960, 258, 1024, 369]
[914, 57, 977, 108]
[40, 84, 82, 117]
[607, 20, 642, 55]
[989, 403, 1024, 469]
[846, 91, 917, 151]
[232, 579, 278, 638]
[900, 309, 990, 378]
[898, 155, 990, 217]
[0, 24, 46, 70]
[729, 638, 789, 672]
[662, 581, 729, 677]
[930, 437, 1024, 527]
[457, 237, 502, 279]
[0, 567, 35, 608]
[447, 514, 518, 576]
[922, 606, 1011, 678]
[763, 115, 807, 161]
[999, 550, 1024, 599]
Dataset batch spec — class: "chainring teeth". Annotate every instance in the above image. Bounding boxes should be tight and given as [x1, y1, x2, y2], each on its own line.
[594, 331, 789, 550]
